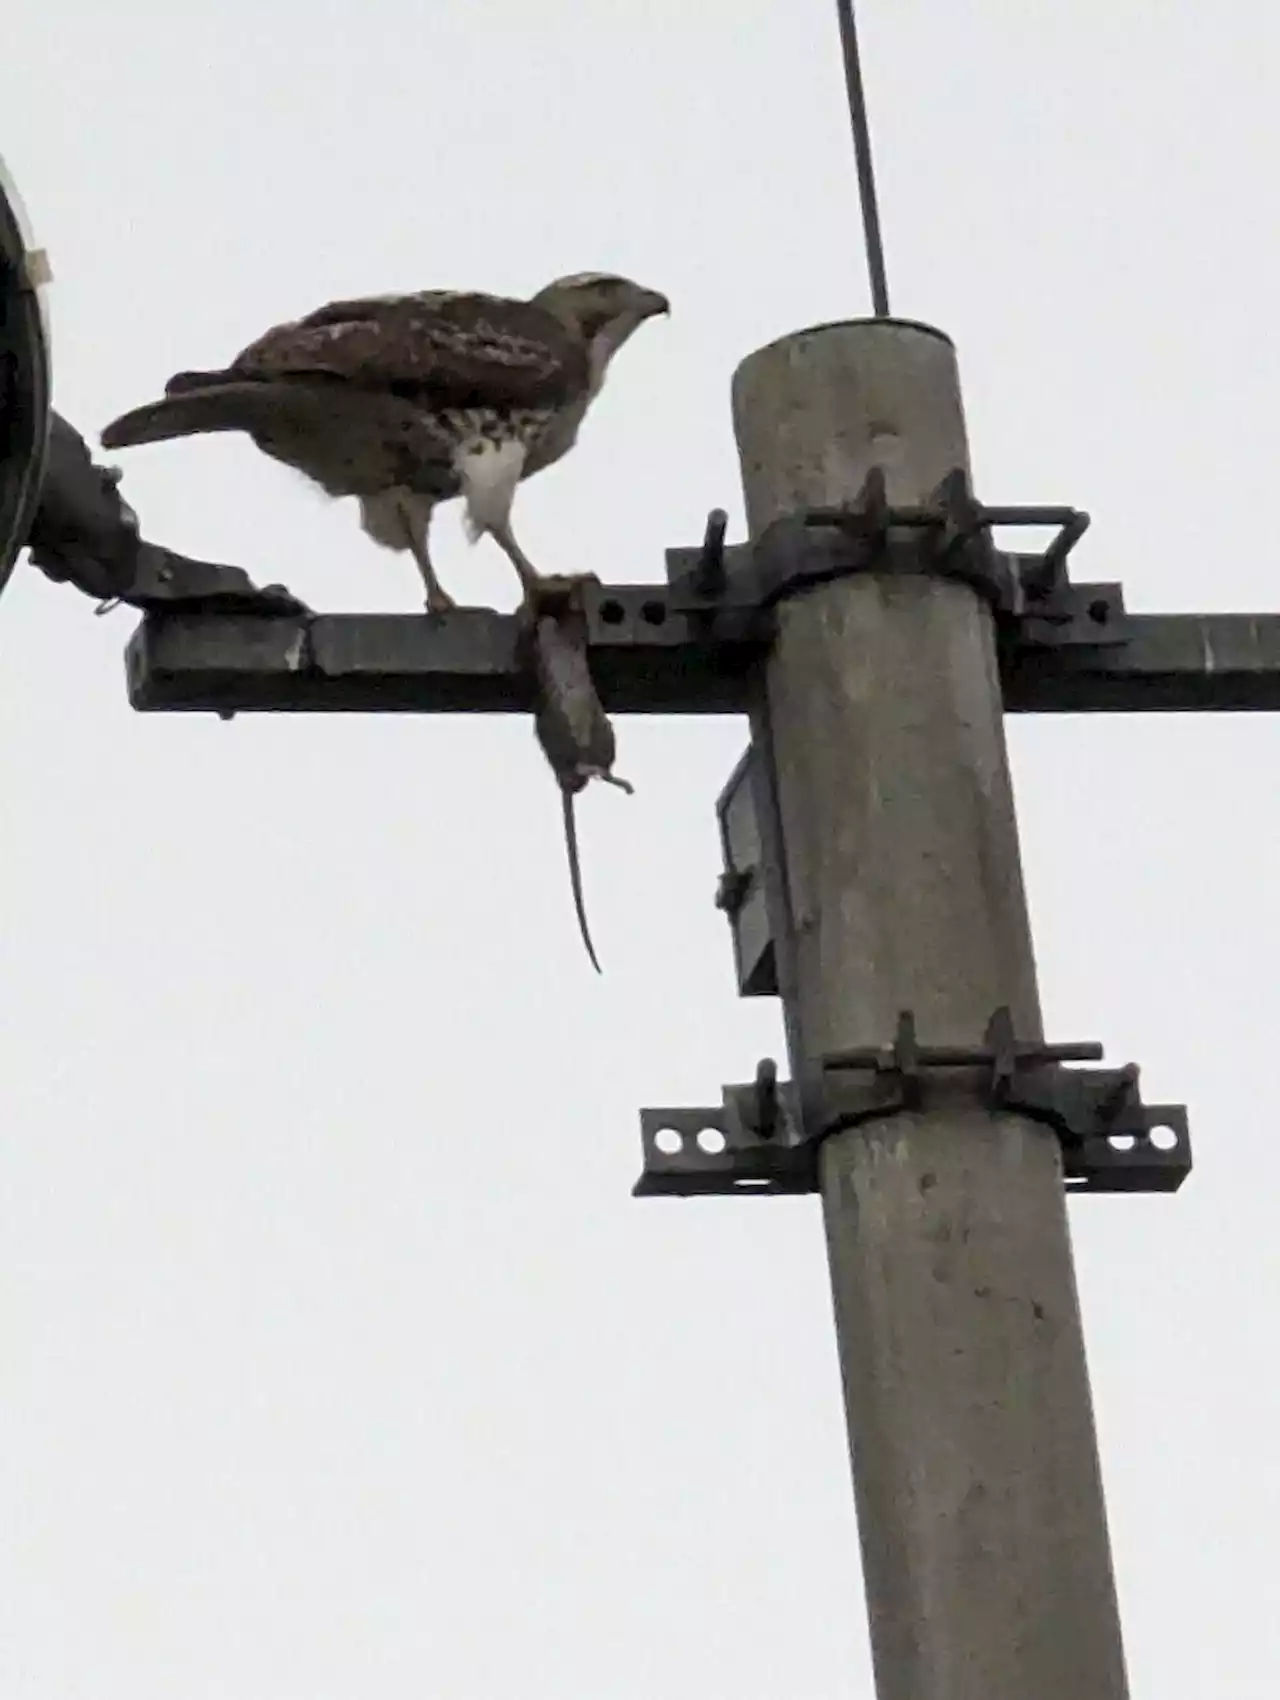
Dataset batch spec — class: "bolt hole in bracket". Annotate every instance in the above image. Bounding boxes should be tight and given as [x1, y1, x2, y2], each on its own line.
[634, 1008, 1191, 1197]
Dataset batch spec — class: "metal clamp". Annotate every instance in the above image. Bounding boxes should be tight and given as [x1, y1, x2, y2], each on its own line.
[635, 1008, 1191, 1198]
[667, 469, 1126, 651]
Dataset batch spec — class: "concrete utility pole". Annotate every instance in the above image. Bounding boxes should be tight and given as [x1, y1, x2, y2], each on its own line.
[116, 9, 1208, 1695]
[732, 323, 1129, 1698]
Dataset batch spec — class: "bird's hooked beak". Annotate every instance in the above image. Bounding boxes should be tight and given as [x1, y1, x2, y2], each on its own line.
[637, 288, 671, 321]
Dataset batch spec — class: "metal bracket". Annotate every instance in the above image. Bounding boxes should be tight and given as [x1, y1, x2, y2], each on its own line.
[0, 151, 52, 602]
[667, 467, 1128, 652]
[26, 413, 309, 619]
[635, 1008, 1191, 1197]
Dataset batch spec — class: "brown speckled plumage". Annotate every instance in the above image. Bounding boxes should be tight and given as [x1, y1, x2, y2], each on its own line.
[100, 273, 669, 611]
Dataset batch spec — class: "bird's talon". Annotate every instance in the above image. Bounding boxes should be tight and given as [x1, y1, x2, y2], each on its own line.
[522, 571, 599, 615]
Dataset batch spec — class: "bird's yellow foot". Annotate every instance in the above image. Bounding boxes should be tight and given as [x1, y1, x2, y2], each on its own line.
[424, 587, 457, 619]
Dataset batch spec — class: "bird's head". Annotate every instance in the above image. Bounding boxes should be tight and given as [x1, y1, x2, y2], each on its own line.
[532, 272, 669, 385]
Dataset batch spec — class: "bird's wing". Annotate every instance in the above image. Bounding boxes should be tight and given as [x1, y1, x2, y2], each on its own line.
[216, 292, 588, 410]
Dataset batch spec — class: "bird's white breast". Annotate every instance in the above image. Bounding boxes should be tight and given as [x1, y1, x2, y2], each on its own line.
[454, 434, 529, 541]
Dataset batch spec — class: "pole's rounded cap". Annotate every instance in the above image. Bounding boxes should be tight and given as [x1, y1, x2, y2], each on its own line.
[739, 317, 954, 369]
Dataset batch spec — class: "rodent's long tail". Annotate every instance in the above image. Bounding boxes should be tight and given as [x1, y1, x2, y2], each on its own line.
[562, 788, 603, 975]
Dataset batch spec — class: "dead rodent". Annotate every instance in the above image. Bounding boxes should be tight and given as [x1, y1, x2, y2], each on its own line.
[518, 575, 632, 972]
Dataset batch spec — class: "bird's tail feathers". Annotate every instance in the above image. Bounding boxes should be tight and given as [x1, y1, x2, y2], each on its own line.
[100, 382, 280, 450]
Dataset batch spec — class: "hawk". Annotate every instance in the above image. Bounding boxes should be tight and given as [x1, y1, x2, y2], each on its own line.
[100, 272, 670, 611]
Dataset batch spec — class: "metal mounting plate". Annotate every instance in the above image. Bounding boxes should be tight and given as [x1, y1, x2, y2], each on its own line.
[126, 600, 1280, 718]
[126, 586, 770, 717]
[638, 1012, 1192, 1197]
[635, 1080, 1191, 1198]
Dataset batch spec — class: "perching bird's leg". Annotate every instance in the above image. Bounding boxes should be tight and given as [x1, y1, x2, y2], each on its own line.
[456, 442, 592, 609]
[359, 489, 455, 615]
[410, 533, 457, 616]
[488, 519, 545, 600]
[490, 520, 599, 613]
[399, 493, 455, 616]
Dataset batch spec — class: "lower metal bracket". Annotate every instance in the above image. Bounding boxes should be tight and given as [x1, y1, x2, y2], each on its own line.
[635, 1008, 1191, 1197]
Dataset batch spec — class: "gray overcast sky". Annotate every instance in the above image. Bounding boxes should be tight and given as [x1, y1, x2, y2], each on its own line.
[2, 2, 1277, 1695]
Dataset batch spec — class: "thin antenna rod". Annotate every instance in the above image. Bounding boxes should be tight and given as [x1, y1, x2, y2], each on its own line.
[834, 0, 890, 316]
